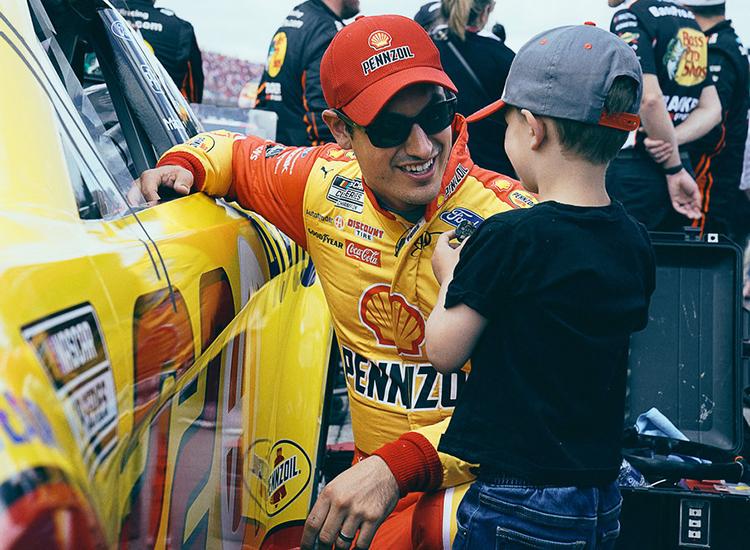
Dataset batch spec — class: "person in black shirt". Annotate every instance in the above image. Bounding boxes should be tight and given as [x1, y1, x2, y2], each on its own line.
[679, 0, 750, 243]
[255, 0, 359, 146]
[119, 0, 204, 103]
[606, 0, 721, 230]
[425, 25, 655, 548]
[422, 0, 516, 177]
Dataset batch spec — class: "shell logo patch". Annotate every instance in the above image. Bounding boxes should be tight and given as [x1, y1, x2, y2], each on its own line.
[368, 30, 392, 51]
[664, 28, 707, 87]
[267, 32, 288, 78]
[359, 284, 426, 358]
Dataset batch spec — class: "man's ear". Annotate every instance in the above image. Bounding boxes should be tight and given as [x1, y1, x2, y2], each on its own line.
[520, 109, 546, 151]
[322, 109, 354, 149]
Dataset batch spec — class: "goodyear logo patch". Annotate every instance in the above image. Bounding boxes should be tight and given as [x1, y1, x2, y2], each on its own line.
[327, 175, 365, 213]
[21, 304, 118, 473]
[440, 207, 484, 229]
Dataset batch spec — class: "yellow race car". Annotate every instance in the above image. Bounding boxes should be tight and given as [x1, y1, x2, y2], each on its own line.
[0, 0, 333, 547]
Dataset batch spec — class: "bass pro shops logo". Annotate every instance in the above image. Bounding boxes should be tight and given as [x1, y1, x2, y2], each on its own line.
[663, 28, 708, 87]
[359, 284, 426, 359]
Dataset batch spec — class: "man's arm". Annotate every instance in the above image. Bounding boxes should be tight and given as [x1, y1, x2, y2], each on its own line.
[133, 131, 334, 247]
[639, 74, 683, 169]
[674, 85, 722, 146]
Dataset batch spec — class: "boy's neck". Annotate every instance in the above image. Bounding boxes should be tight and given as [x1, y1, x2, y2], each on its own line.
[533, 155, 611, 207]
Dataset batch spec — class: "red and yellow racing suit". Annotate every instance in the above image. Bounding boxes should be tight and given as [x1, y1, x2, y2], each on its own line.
[158, 115, 536, 548]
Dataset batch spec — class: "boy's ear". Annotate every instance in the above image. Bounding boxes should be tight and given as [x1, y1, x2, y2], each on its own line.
[322, 109, 354, 149]
[520, 109, 547, 151]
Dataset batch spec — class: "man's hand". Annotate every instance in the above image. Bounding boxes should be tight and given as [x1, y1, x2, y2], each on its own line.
[128, 165, 195, 204]
[301, 456, 399, 550]
[666, 169, 703, 220]
[643, 137, 674, 165]
[431, 231, 464, 285]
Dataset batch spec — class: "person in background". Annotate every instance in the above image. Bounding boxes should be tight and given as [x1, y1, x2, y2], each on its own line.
[119, 0, 204, 103]
[422, 0, 516, 177]
[426, 25, 655, 548]
[606, 0, 721, 230]
[255, 0, 360, 146]
[676, 0, 749, 243]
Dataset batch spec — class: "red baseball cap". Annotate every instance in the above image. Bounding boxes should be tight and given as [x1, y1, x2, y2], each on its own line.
[321, 15, 457, 126]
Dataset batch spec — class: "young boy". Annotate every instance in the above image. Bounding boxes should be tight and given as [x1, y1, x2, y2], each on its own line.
[425, 25, 656, 548]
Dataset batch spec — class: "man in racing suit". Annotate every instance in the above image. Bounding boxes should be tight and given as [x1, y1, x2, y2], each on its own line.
[135, 15, 535, 549]
[119, 0, 204, 103]
[255, 0, 360, 146]
[606, 0, 721, 230]
[680, 0, 750, 242]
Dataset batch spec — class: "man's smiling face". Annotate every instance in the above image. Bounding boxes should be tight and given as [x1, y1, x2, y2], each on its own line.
[348, 84, 453, 213]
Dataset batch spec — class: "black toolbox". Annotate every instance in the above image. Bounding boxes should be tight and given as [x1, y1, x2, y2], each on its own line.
[616, 232, 750, 550]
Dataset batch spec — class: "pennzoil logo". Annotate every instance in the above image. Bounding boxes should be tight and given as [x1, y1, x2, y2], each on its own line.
[359, 284, 426, 358]
[368, 30, 392, 51]
[664, 28, 707, 87]
[362, 46, 415, 76]
[21, 304, 118, 473]
[246, 439, 312, 516]
[509, 190, 536, 209]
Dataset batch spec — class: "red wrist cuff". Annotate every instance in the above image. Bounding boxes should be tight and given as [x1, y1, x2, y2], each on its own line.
[157, 152, 207, 191]
[372, 432, 443, 496]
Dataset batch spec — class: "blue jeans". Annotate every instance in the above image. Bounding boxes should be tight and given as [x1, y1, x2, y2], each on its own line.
[452, 480, 622, 549]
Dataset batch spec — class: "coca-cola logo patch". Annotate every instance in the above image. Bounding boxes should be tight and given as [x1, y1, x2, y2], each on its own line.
[345, 240, 381, 267]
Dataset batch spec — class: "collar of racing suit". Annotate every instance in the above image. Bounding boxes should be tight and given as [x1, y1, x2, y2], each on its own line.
[361, 113, 474, 223]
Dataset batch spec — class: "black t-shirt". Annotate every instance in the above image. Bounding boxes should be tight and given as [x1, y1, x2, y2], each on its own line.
[687, 20, 750, 179]
[433, 31, 515, 177]
[438, 201, 655, 486]
[611, 0, 709, 143]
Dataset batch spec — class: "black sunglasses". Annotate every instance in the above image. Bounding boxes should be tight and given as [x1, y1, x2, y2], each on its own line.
[334, 93, 457, 148]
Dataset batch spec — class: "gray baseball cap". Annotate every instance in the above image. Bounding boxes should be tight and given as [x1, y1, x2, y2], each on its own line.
[468, 24, 643, 132]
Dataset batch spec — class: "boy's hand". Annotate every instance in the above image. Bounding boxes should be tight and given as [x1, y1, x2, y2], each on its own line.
[432, 231, 464, 284]
[644, 137, 674, 165]
[666, 169, 703, 220]
[128, 165, 195, 204]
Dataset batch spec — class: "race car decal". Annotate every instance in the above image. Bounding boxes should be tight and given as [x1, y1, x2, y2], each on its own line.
[245, 439, 312, 517]
[21, 303, 118, 473]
